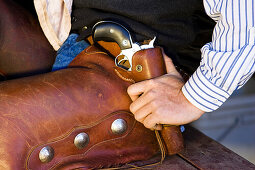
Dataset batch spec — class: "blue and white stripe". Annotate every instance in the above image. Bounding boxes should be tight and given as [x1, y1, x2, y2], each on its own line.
[182, 0, 255, 112]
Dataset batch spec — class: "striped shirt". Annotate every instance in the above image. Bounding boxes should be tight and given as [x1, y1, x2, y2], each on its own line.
[182, 0, 255, 112]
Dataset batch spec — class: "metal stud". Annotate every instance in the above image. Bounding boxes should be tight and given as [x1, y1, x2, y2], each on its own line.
[111, 119, 127, 135]
[83, 26, 88, 30]
[122, 39, 129, 46]
[136, 65, 143, 72]
[74, 132, 89, 149]
[39, 146, 54, 163]
[110, 28, 114, 33]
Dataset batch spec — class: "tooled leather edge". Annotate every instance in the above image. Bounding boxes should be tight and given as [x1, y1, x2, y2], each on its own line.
[83, 45, 109, 55]
[50, 116, 138, 170]
[25, 111, 136, 170]
[114, 68, 135, 83]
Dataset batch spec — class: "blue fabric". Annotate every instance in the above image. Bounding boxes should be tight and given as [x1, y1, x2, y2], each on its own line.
[52, 34, 89, 71]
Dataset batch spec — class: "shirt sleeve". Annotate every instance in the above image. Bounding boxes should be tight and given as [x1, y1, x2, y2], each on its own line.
[34, 0, 72, 51]
[182, 0, 255, 112]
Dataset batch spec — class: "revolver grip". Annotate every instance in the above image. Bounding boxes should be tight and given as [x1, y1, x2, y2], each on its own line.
[131, 47, 184, 155]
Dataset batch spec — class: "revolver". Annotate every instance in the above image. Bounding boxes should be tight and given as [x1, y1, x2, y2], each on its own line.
[92, 21, 156, 71]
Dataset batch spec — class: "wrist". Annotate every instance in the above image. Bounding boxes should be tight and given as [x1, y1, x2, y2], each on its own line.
[180, 90, 205, 122]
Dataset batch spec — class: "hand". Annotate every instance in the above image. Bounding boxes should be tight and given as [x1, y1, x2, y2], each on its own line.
[127, 52, 205, 130]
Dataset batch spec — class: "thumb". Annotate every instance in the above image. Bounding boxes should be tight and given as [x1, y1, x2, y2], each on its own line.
[162, 52, 177, 74]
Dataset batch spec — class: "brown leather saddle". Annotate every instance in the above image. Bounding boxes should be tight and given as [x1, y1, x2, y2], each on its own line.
[0, 0, 183, 169]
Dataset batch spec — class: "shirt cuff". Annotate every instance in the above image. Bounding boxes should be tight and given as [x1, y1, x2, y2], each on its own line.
[182, 66, 231, 112]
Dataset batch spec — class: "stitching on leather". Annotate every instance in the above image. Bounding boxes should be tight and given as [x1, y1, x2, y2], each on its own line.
[114, 69, 135, 83]
[84, 51, 108, 56]
[50, 114, 137, 170]
[25, 111, 134, 169]
[84, 46, 108, 56]
[25, 111, 128, 169]
[85, 46, 93, 52]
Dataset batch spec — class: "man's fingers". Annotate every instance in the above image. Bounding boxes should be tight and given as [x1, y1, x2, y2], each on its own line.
[132, 102, 153, 123]
[143, 113, 159, 129]
[129, 90, 155, 113]
[164, 55, 176, 74]
[129, 93, 139, 102]
[162, 51, 179, 75]
[127, 80, 150, 101]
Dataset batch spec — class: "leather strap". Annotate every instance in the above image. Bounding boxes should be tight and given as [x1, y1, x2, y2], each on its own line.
[26, 111, 137, 169]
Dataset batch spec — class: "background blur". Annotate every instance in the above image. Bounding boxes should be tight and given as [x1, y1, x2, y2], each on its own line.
[192, 77, 255, 164]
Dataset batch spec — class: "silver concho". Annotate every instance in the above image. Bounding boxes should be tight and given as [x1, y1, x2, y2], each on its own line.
[111, 119, 127, 134]
[74, 132, 89, 149]
[39, 146, 54, 163]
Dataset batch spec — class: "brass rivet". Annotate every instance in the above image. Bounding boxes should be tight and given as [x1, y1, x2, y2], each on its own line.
[74, 133, 89, 149]
[83, 26, 88, 30]
[39, 146, 54, 163]
[136, 65, 143, 72]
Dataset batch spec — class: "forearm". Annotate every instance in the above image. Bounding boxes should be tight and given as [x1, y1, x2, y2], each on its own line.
[182, 0, 255, 112]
